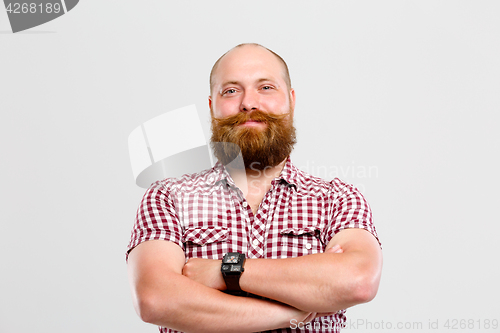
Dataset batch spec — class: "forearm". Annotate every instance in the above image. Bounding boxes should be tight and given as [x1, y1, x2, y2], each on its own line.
[240, 251, 377, 312]
[240, 230, 382, 313]
[135, 272, 306, 333]
[128, 240, 310, 333]
[181, 230, 382, 317]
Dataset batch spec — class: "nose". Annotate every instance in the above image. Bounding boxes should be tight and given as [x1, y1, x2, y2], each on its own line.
[240, 90, 260, 112]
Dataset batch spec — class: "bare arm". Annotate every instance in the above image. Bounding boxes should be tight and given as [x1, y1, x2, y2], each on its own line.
[183, 228, 382, 313]
[127, 240, 314, 333]
[242, 228, 382, 312]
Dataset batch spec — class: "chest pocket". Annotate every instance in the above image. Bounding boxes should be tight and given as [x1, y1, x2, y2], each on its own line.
[278, 226, 323, 258]
[182, 226, 229, 260]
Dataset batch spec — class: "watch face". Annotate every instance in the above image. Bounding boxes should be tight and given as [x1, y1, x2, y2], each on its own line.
[223, 253, 240, 264]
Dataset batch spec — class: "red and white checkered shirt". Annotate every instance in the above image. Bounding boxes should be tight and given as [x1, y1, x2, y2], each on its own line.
[127, 158, 379, 333]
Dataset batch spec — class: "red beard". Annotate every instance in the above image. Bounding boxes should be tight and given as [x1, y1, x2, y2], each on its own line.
[210, 109, 296, 170]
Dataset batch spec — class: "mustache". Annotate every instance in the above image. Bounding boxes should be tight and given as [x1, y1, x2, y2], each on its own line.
[212, 109, 290, 127]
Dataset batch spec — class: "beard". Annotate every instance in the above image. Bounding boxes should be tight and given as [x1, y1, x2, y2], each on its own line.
[210, 108, 297, 170]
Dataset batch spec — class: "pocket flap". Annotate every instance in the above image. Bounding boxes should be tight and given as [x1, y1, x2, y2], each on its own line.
[280, 226, 318, 236]
[183, 227, 228, 246]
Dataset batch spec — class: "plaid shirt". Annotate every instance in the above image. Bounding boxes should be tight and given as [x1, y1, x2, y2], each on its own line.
[127, 158, 379, 333]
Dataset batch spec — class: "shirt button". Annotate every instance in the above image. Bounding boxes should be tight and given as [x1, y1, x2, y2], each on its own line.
[305, 243, 312, 250]
[252, 239, 259, 246]
[243, 202, 248, 208]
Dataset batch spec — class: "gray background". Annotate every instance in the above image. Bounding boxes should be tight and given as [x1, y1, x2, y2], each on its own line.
[1, 1, 499, 332]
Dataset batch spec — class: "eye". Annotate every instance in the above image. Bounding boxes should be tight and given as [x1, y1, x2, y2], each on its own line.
[222, 88, 237, 95]
[261, 85, 274, 91]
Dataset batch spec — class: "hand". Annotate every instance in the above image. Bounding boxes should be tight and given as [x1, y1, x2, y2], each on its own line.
[288, 309, 334, 327]
[296, 306, 338, 321]
[182, 258, 226, 290]
[325, 244, 343, 254]
[277, 302, 316, 328]
[314, 311, 337, 319]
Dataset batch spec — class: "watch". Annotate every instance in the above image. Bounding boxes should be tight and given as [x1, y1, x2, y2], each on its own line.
[221, 252, 246, 295]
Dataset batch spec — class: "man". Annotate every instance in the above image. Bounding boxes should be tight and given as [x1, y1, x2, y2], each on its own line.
[126, 43, 382, 333]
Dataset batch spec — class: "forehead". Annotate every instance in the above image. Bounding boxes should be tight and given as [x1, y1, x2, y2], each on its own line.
[212, 45, 286, 87]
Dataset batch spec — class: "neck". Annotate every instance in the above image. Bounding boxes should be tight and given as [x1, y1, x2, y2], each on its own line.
[226, 158, 288, 198]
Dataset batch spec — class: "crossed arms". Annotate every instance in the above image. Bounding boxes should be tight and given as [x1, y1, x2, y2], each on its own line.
[127, 228, 382, 333]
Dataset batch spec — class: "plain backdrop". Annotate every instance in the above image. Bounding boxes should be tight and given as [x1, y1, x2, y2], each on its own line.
[1, 1, 499, 332]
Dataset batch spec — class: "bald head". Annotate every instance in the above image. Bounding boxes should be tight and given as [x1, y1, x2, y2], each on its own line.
[209, 43, 291, 96]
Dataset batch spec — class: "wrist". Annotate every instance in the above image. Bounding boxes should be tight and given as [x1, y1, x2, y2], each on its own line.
[221, 252, 246, 295]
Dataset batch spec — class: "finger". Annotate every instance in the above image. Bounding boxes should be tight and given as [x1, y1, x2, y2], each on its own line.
[326, 244, 343, 253]
[314, 312, 336, 319]
[325, 245, 339, 253]
[303, 312, 317, 323]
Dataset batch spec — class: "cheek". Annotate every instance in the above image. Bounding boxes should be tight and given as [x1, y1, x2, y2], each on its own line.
[265, 96, 290, 114]
[213, 99, 240, 118]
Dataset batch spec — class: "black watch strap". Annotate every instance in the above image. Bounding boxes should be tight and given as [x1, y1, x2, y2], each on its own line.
[224, 273, 243, 291]
[221, 252, 246, 295]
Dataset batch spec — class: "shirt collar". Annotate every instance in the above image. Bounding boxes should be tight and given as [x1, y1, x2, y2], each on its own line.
[211, 157, 301, 190]
[276, 157, 300, 190]
[209, 161, 232, 187]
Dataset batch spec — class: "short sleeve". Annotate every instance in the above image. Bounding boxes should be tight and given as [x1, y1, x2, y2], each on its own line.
[323, 178, 381, 247]
[126, 180, 183, 261]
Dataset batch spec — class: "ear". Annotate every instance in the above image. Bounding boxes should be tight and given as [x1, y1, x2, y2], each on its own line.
[289, 88, 296, 117]
[208, 96, 213, 115]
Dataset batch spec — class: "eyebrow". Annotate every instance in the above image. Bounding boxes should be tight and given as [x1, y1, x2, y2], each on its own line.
[220, 78, 280, 87]
[220, 81, 240, 87]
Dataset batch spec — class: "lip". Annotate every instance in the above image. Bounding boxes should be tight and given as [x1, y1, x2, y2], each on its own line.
[238, 120, 266, 127]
